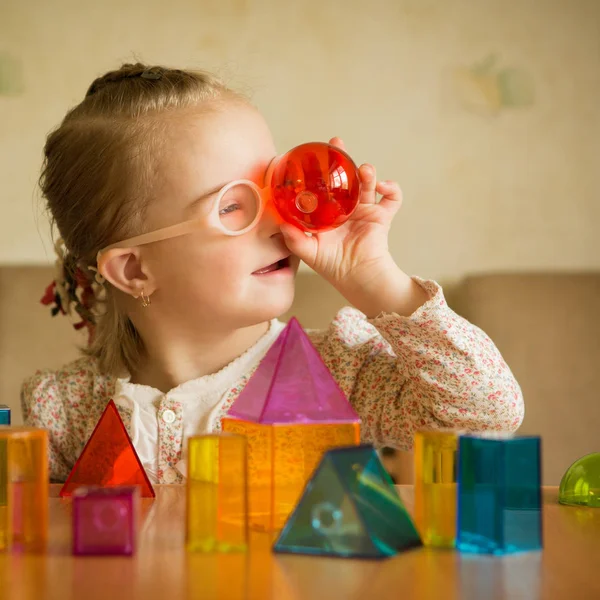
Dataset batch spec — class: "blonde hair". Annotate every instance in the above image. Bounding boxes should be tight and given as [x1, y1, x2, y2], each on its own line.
[40, 62, 244, 376]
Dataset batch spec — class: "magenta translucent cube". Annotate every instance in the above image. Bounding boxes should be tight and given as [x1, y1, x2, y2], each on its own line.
[72, 486, 139, 556]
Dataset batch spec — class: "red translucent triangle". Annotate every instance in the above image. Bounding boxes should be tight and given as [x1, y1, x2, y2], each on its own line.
[227, 317, 359, 425]
[59, 400, 155, 498]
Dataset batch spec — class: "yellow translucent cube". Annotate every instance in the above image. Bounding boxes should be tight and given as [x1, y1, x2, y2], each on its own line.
[186, 433, 248, 552]
[414, 429, 459, 548]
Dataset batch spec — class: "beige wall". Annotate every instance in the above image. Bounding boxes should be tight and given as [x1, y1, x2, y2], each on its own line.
[0, 0, 598, 280]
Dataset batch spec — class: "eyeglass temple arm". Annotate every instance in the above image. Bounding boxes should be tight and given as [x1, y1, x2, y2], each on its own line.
[96, 219, 205, 261]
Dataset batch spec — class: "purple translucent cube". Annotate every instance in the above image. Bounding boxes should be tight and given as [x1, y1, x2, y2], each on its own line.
[72, 486, 139, 556]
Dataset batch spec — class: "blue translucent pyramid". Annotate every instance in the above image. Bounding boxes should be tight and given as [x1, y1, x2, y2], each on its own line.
[457, 433, 543, 555]
[273, 445, 421, 559]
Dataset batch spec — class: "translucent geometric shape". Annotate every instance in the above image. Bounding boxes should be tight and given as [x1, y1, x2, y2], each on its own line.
[267, 142, 361, 233]
[559, 453, 600, 508]
[0, 426, 48, 552]
[457, 433, 543, 555]
[0, 405, 10, 425]
[186, 434, 248, 553]
[222, 420, 359, 531]
[60, 400, 155, 498]
[222, 318, 361, 531]
[414, 429, 460, 548]
[72, 486, 138, 556]
[227, 317, 359, 425]
[273, 445, 421, 558]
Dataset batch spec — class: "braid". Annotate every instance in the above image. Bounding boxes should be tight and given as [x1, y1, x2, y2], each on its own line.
[40, 239, 102, 344]
[86, 63, 153, 97]
[84, 63, 188, 98]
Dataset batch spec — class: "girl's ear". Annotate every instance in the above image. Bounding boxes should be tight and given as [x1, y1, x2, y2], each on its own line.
[98, 247, 157, 298]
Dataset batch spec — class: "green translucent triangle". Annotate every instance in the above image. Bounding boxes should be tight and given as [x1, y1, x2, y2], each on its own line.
[274, 446, 421, 558]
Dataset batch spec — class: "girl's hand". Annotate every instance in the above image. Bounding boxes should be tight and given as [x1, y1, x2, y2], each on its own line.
[281, 137, 429, 317]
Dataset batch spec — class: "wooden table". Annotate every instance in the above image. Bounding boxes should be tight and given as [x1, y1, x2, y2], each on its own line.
[0, 485, 598, 600]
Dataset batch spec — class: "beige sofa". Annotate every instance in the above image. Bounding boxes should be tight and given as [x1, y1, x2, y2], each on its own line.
[1, 267, 598, 485]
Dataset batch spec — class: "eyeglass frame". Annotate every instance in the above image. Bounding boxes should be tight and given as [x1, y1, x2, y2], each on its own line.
[95, 176, 275, 280]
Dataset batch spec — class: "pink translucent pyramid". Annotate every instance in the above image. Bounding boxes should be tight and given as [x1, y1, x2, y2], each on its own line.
[227, 317, 359, 425]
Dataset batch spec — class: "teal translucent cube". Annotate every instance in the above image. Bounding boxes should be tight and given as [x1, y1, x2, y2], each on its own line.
[0, 406, 9, 425]
[457, 434, 542, 555]
[273, 445, 421, 559]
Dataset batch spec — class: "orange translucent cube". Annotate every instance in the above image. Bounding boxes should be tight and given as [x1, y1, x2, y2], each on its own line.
[0, 427, 48, 552]
[222, 419, 359, 531]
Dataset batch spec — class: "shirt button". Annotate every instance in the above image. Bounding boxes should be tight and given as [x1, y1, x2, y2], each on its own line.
[163, 468, 177, 484]
[162, 409, 176, 424]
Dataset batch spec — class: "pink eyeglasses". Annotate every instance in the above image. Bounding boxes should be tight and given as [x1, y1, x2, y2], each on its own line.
[96, 141, 361, 279]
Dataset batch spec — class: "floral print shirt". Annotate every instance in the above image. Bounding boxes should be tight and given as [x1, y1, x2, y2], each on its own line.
[21, 278, 524, 484]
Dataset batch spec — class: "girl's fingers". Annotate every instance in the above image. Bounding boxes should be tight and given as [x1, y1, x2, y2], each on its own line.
[328, 136, 346, 151]
[280, 223, 317, 266]
[375, 180, 403, 214]
[359, 163, 377, 204]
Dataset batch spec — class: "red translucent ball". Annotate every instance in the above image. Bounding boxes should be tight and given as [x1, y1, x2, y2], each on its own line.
[269, 142, 361, 232]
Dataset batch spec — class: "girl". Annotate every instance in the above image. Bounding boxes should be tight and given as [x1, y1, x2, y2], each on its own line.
[22, 63, 523, 484]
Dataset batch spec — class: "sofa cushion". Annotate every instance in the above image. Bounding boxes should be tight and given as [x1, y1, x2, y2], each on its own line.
[455, 272, 600, 485]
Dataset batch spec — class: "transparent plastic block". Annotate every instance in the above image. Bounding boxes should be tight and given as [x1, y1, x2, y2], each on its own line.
[457, 433, 542, 555]
[0, 426, 48, 552]
[72, 486, 138, 556]
[60, 400, 154, 498]
[227, 317, 359, 425]
[0, 405, 10, 425]
[559, 453, 600, 508]
[223, 318, 360, 531]
[274, 445, 421, 558]
[186, 434, 248, 553]
[414, 429, 460, 548]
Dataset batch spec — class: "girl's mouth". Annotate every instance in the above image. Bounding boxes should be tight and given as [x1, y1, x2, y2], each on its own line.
[252, 256, 291, 275]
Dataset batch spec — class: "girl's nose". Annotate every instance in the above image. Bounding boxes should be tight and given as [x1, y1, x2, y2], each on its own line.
[258, 195, 285, 234]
